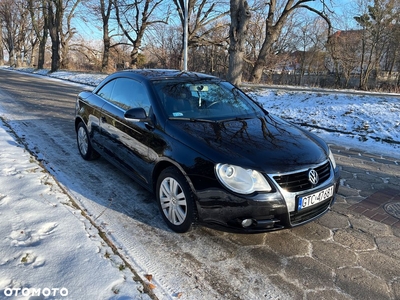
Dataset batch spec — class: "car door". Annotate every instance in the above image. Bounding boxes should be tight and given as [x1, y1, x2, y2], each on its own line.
[99, 77, 156, 185]
[88, 79, 116, 153]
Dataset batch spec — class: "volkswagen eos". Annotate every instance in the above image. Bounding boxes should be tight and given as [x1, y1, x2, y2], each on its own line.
[74, 69, 340, 233]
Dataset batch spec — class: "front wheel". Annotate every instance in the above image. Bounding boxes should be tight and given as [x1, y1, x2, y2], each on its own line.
[156, 167, 196, 233]
[76, 122, 99, 160]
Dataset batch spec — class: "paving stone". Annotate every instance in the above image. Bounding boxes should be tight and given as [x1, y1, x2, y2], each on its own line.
[359, 189, 375, 197]
[358, 252, 400, 281]
[349, 215, 392, 237]
[341, 196, 367, 205]
[339, 170, 355, 180]
[356, 172, 384, 184]
[333, 228, 376, 251]
[337, 185, 360, 197]
[306, 289, 352, 300]
[393, 226, 400, 238]
[334, 193, 346, 204]
[393, 278, 400, 300]
[373, 183, 400, 191]
[268, 275, 303, 300]
[332, 203, 353, 214]
[283, 256, 334, 290]
[243, 247, 283, 274]
[264, 231, 310, 257]
[226, 232, 266, 246]
[311, 241, 357, 269]
[344, 178, 374, 191]
[335, 267, 391, 300]
[315, 211, 349, 230]
[340, 166, 364, 174]
[290, 222, 332, 241]
[375, 236, 400, 259]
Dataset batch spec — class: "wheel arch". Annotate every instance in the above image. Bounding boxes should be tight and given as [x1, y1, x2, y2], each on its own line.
[74, 116, 86, 132]
[152, 159, 196, 195]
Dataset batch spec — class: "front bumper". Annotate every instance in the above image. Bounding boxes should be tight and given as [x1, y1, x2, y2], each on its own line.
[192, 164, 340, 234]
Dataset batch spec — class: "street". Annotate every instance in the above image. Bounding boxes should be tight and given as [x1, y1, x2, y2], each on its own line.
[1, 69, 399, 300]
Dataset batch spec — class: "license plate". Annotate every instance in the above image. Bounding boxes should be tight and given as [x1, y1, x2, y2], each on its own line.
[298, 186, 334, 210]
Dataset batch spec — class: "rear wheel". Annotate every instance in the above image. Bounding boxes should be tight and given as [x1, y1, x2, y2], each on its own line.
[76, 122, 99, 160]
[156, 167, 196, 233]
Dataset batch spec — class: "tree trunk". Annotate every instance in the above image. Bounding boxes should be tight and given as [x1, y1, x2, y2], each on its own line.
[60, 47, 69, 69]
[0, 35, 4, 65]
[101, 28, 111, 72]
[99, 0, 113, 72]
[227, 0, 250, 85]
[49, 29, 61, 72]
[249, 12, 282, 83]
[47, 0, 62, 72]
[38, 32, 48, 69]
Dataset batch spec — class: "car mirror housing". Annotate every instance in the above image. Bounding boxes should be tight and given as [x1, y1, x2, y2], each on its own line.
[124, 107, 150, 122]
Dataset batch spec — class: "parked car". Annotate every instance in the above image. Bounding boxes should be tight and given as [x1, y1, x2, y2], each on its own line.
[74, 69, 340, 233]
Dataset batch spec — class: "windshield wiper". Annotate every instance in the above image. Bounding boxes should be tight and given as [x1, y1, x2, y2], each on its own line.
[217, 116, 253, 123]
[169, 117, 217, 123]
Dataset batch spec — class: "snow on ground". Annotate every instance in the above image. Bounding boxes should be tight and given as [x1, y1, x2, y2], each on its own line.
[0, 124, 151, 299]
[0, 66, 399, 299]
[248, 87, 400, 159]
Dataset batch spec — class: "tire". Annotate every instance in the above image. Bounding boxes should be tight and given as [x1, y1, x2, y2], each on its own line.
[156, 167, 196, 233]
[76, 122, 99, 160]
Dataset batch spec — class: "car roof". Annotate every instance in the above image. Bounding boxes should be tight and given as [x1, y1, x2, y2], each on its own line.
[118, 69, 218, 81]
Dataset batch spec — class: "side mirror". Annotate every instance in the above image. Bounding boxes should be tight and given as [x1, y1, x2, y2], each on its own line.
[124, 107, 150, 122]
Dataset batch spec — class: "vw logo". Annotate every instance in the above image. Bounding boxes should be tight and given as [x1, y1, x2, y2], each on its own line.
[308, 169, 319, 185]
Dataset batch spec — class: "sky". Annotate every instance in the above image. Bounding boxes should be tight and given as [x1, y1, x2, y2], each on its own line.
[0, 66, 399, 300]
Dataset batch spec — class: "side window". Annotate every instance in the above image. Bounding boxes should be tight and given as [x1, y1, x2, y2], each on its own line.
[96, 79, 116, 101]
[110, 78, 151, 114]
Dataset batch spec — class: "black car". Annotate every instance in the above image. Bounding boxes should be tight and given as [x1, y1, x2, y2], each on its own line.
[74, 69, 340, 233]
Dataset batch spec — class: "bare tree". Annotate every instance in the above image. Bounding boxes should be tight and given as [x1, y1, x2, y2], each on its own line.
[60, 0, 81, 69]
[144, 22, 186, 69]
[0, 32, 3, 65]
[99, 0, 114, 72]
[0, 0, 28, 67]
[293, 16, 328, 85]
[326, 30, 363, 87]
[173, 0, 229, 70]
[46, 0, 81, 72]
[46, 0, 62, 71]
[113, 0, 168, 69]
[228, 0, 251, 85]
[28, 0, 48, 69]
[80, 0, 120, 72]
[248, 0, 332, 83]
[354, 0, 398, 89]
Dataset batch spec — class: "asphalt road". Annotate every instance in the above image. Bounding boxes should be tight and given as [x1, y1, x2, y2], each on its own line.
[1, 69, 399, 300]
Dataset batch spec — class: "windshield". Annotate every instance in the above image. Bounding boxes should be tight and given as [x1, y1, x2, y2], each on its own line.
[152, 80, 262, 121]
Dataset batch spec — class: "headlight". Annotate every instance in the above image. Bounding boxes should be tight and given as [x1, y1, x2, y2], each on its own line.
[215, 163, 272, 194]
[328, 148, 337, 169]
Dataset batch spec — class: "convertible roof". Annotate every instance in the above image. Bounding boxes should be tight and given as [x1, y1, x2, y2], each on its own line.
[120, 69, 217, 81]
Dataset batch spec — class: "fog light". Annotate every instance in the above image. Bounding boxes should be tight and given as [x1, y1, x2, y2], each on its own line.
[241, 219, 253, 228]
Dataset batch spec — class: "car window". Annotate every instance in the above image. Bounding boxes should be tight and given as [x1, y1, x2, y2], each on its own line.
[97, 79, 116, 101]
[110, 78, 151, 114]
[154, 80, 259, 120]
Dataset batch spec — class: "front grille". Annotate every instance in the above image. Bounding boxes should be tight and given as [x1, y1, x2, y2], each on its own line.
[273, 161, 331, 193]
[290, 200, 331, 225]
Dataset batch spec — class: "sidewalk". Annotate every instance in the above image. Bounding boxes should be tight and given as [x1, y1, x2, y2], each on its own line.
[0, 121, 151, 299]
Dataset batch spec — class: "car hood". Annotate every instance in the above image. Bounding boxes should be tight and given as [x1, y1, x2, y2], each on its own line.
[167, 115, 329, 174]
